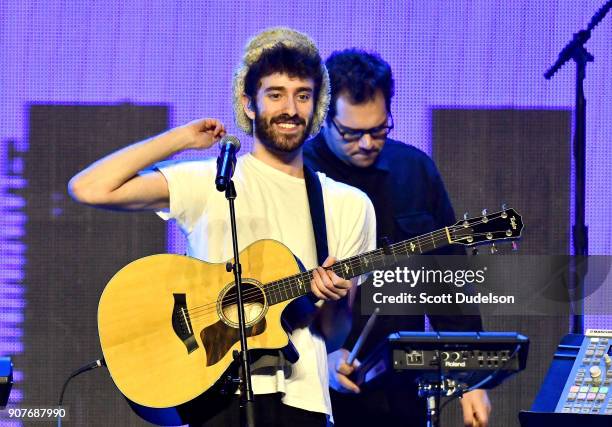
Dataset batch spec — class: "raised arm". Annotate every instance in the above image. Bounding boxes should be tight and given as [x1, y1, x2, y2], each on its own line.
[68, 118, 226, 211]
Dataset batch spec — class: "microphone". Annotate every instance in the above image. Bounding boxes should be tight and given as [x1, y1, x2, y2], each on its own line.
[215, 135, 241, 192]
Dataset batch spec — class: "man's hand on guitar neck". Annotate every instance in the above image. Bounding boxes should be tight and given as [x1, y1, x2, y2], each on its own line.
[310, 256, 352, 301]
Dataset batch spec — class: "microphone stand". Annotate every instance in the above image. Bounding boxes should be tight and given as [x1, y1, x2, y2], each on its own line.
[544, 0, 612, 335]
[223, 180, 256, 427]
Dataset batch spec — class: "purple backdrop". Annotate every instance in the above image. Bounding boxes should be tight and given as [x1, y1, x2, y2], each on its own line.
[1, 1, 611, 421]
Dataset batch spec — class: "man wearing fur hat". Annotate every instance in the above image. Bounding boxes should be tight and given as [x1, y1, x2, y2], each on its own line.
[68, 28, 375, 426]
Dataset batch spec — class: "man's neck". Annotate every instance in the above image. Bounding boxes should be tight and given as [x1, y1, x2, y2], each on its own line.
[251, 139, 304, 178]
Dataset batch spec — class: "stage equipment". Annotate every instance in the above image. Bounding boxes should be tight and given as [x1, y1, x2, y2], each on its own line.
[218, 143, 255, 427]
[545, 0, 612, 334]
[352, 332, 528, 427]
[215, 135, 241, 192]
[519, 329, 612, 426]
[0, 357, 13, 408]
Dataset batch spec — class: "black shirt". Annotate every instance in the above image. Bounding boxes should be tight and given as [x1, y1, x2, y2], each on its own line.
[303, 133, 483, 353]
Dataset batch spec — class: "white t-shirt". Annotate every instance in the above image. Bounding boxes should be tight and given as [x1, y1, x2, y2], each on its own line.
[156, 153, 376, 415]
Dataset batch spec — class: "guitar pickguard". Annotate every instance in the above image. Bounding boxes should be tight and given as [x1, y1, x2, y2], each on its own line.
[201, 319, 266, 366]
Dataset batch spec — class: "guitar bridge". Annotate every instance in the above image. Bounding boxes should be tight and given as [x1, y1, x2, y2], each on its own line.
[171, 293, 199, 354]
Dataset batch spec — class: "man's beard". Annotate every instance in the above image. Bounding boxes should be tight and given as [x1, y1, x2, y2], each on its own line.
[254, 112, 312, 153]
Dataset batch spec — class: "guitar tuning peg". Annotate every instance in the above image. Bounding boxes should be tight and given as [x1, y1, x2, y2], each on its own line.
[501, 203, 507, 211]
[482, 209, 487, 216]
[512, 242, 519, 251]
[490, 243, 497, 254]
[463, 212, 469, 220]
[472, 248, 479, 256]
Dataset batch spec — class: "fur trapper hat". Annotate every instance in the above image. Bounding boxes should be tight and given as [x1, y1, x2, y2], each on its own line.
[232, 27, 330, 137]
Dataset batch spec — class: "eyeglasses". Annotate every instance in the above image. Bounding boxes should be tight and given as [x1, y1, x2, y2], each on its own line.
[330, 114, 394, 143]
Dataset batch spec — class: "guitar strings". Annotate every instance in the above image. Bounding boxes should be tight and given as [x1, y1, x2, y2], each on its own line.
[180, 217, 508, 320]
[181, 223, 459, 318]
[177, 237, 514, 331]
[184, 215, 504, 316]
[180, 228, 503, 325]
[178, 219, 511, 323]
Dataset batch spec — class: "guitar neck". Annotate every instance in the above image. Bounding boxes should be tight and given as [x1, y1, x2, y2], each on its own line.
[264, 227, 452, 306]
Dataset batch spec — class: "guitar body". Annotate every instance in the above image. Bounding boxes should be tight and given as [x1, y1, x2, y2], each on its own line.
[97, 208, 523, 425]
[98, 239, 302, 425]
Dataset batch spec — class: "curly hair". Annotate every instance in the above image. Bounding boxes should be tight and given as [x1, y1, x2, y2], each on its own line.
[325, 49, 394, 119]
[244, 44, 323, 102]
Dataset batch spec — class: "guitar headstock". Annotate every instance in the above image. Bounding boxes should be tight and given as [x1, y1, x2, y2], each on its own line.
[449, 208, 523, 247]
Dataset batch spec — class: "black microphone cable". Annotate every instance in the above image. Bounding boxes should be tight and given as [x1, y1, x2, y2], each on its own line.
[57, 358, 105, 427]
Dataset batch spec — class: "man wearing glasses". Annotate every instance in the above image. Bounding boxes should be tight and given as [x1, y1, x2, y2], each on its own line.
[303, 49, 491, 426]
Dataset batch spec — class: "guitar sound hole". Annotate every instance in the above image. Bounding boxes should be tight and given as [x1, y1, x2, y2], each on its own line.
[219, 281, 267, 328]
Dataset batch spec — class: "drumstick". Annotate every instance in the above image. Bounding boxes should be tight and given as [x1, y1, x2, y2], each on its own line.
[347, 307, 380, 365]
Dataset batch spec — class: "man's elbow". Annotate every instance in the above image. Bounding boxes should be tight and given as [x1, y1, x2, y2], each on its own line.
[67, 175, 108, 206]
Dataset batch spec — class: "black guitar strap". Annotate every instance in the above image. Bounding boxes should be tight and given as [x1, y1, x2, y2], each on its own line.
[303, 165, 329, 265]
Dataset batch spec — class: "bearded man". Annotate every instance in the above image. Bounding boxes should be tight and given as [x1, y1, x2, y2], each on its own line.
[69, 28, 375, 426]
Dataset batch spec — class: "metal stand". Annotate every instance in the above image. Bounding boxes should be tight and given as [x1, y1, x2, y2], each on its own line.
[544, 0, 612, 335]
[416, 350, 461, 427]
[224, 181, 256, 427]
[417, 378, 462, 427]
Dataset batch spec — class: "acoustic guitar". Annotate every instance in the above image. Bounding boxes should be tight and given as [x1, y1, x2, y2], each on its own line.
[98, 208, 523, 425]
